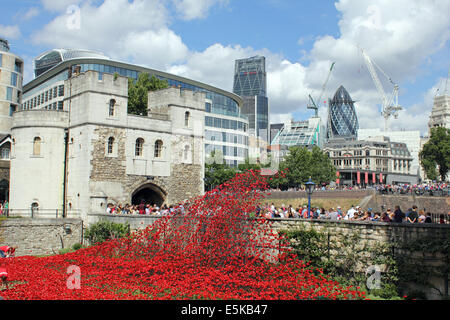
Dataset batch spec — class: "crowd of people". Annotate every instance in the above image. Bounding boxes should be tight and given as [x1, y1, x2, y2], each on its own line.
[376, 183, 448, 195]
[269, 182, 449, 194]
[255, 203, 448, 224]
[106, 202, 185, 216]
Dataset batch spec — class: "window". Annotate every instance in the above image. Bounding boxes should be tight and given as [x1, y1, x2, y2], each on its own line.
[0, 144, 10, 160]
[109, 99, 116, 116]
[49, 88, 52, 100]
[154, 140, 163, 158]
[107, 137, 114, 154]
[185, 111, 190, 127]
[33, 137, 41, 156]
[10, 73, 18, 86]
[9, 104, 16, 116]
[57, 101, 64, 110]
[53, 87, 57, 98]
[6, 87, 13, 101]
[183, 145, 190, 160]
[135, 138, 144, 156]
[58, 85, 64, 97]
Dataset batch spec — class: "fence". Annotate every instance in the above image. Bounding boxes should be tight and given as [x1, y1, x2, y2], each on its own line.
[377, 188, 449, 197]
[1, 208, 81, 219]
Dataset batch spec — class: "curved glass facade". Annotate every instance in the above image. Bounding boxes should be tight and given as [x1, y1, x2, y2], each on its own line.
[326, 85, 359, 140]
[34, 49, 110, 78]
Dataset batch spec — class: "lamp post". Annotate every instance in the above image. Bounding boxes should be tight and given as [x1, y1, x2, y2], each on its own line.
[305, 177, 315, 218]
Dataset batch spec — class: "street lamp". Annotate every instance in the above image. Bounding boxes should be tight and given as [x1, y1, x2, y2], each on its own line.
[305, 177, 315, 218]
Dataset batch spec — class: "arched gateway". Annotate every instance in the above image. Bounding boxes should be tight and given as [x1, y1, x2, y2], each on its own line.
[131, 183, 166, 207]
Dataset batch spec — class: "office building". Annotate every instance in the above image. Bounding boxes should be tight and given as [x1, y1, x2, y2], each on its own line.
[326, 85, 359, 141]
[233, 56, 269, 145]
[323, 136, 416, 186]
[428, 94, 450, 132]
[358, 128, 421, 178]
[0, 38, 23, 203]
[270, 117, 323, 162]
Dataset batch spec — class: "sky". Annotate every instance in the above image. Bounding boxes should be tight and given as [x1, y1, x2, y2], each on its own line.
[1, 0, 449, 136]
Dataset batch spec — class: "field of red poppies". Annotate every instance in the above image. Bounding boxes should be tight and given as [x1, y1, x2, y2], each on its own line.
[0, 170, 365, 300]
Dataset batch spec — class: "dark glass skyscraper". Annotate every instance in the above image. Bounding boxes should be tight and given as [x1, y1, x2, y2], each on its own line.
[233, 56, 269, 143]
[326, 85, 359, 140]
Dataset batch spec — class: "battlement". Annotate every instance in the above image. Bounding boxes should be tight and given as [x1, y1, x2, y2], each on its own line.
[148, 87, 206, 112]
[66, 70, 128, 98]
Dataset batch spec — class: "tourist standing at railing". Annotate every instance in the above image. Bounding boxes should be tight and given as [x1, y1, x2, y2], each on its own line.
[407, 205, 419, 223]
[424, 212, 432, 223]
[418, 210, 426, 223]
[393, 206, 404, 223]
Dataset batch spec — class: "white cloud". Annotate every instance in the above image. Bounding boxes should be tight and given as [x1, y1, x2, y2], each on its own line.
[30, 0, 449, 135]
[172, 0, 228, 20]
[0, 25, 21, 39]
[32, 0, 182, 70]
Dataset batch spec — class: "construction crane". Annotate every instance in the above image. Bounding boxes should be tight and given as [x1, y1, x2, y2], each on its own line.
[359, 47, 402, 132]
[307, 62, 335, 117]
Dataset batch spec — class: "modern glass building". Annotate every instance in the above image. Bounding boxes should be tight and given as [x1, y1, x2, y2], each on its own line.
[33, 49, 110, 78]
[326, 85, 359, 141]
[270, 117, 323, 161]
[233, 56, 269, 146]
[22, 49, 249, 166]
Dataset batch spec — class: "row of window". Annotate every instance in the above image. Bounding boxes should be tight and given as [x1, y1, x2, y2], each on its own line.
[205, 130, 249, 145]
[205, 144, 248, 158]
[22, 85, 64, 110]
[333, 158, 410, 169]
[107, 137, 164, 158]
[205, 116, 248, 132]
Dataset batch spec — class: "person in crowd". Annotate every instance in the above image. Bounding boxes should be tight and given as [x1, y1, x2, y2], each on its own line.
[357, 210, 371, 221]
[418, 210, 426, 223]
[424, 212, 433, 223]
[380, 211, 391, 222]
[407, 205, 419, 223]
[371, 212, 380, 221]
[324, 208, 334, 220]
[393, 205, 404, 223]
[439, 214, 447, 224]
[318, 207, 327, 220]
[347, 205, 356, 220]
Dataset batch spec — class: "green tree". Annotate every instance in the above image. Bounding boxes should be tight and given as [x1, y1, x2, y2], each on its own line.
[204, 151, 238, 190]
[128, 73, 169, 116]
[278, 146, 336, 188]
[420, 127, 450, 181]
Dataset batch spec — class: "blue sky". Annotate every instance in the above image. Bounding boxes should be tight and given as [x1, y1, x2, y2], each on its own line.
[1, 0, 449, 135]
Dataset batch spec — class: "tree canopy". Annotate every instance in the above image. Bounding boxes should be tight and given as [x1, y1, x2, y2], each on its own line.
[419, 127, 450, 181]
[128, 73, 169, 116]
[204, 146, 336, 190]
[274, 146, 336, 189]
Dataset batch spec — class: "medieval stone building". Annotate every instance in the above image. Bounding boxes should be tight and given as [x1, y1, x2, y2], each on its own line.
[9, 70, 205, 223]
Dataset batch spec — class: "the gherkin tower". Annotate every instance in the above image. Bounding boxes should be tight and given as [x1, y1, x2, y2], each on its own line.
[326, 85, 359, 140]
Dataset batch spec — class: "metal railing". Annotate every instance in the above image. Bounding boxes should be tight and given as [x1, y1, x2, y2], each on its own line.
[2, 209, 81, 219]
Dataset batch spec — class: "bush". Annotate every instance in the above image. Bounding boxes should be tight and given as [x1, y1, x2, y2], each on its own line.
[72, 243, 82, 251]
[84, 221, 130, 245]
